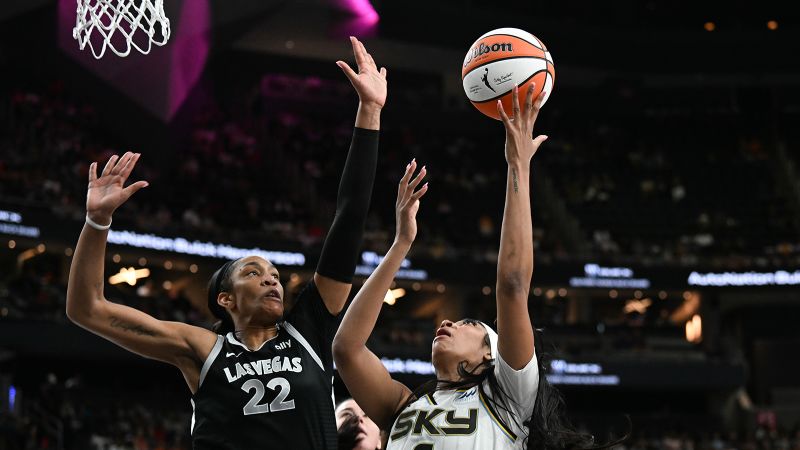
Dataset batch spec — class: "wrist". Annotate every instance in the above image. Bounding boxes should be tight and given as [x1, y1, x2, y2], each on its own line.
[392, 236, 414, 249]
[356, 102, 382, 129]
[86, 212, 112, 231]
[506, 159, 530, 171]
[358, 101, 383, 114]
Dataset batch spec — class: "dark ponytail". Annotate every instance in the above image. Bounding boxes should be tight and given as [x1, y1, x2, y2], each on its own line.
[206, 259, 239, 334]
[525, 328, 629, 450]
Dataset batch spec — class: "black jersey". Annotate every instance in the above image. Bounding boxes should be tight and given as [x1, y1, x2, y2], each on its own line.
[191, 281, 339, 449]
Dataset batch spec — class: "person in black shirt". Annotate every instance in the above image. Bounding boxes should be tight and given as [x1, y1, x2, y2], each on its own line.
[66, 37, 387, 450]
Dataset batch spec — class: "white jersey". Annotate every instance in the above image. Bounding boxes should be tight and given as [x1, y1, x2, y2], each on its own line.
[387, 352, 540, 450]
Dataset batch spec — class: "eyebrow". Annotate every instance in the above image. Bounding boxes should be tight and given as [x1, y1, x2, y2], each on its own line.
[240, 262, 264, 271]
[337, 407, 356, 416]
[240, 262, 277, 273]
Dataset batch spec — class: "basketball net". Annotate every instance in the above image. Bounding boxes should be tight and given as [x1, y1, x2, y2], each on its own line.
[73, 0, 171, 59]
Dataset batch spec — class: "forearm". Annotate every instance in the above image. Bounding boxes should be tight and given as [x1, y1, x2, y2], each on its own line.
[333, 240, 411, 349]
[354, 102, 381, 130]
[496, 161, 534, 291]
[316, 126, 379, 283]
[66, 224, 110, 320]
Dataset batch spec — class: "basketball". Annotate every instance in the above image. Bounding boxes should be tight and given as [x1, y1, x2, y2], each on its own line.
[462, 27, 555, 120]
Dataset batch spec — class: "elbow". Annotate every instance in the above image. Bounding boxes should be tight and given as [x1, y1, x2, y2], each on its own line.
[332, 336, 356, 368]
[65, 293, 101, 326]
[331, 337, 348, 364]
[65, 300, 83, 325]
[496, 272, 529, 298]
[65, 294, 78, 323]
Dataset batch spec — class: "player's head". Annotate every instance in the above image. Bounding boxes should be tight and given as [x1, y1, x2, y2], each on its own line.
[430, 318, 497, 379]
[207, 256, 284, 333]
[335, 398, 382, 450]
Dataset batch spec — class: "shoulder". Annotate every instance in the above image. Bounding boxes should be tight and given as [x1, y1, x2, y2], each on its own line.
[161, 321, 218, 361]
[492, 352, 540, 416]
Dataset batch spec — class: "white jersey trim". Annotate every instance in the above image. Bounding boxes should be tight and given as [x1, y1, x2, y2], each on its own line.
[199, 335, 224, 388]
[190, 398, 196, 435]
[225, 324, 282, 352]
[283, 321, 325, 371]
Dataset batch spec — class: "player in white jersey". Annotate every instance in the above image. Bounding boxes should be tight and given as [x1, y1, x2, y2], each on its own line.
[333, 85, 599, 450]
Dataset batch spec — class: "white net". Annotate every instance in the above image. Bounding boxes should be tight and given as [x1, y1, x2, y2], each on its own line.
[73, 0, 171, 59]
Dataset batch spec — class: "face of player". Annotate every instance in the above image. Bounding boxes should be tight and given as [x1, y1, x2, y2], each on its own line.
[335, 399, 382, 450]
[222, 256, 284, 325]
[431, 318, 492, 378]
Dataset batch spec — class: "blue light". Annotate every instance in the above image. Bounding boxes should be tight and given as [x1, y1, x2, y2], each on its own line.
[8, 386, 16, 410]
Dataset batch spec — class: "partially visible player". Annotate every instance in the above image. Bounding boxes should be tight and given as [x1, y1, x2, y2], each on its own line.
[66, 37, 388, 450]
[333, 85, 599, 450]
[335, 398, 384, 450]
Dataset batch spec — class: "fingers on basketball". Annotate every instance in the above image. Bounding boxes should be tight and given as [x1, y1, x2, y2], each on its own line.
[497, 100, 511, 126]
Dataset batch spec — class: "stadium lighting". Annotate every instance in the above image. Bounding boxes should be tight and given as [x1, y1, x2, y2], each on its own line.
[685, 314, 703, 343]
[624, 298, 652, 314]
[109, 267, 151, 286]
[384, 288, 406, 305]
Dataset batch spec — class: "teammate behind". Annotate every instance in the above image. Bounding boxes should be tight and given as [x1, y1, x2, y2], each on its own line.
[67, 37, 387, 450]
[333, 85, 598, 450]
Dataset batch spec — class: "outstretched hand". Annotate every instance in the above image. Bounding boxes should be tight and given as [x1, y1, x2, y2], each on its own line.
[497, 84, 548, 164]
[395, 160, 428, 245]
[337, 36, 387, 109]
[86, 152, 148, 225]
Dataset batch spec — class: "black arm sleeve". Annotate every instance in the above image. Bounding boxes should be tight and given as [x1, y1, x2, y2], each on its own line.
[315, 127, 379, 283]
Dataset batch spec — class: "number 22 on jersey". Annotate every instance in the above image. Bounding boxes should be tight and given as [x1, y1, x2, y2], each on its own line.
[240, 377, 295, 415]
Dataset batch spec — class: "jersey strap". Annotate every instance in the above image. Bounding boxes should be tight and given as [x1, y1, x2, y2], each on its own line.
[478, 388, 517, 442]
[199, 335, 224, 388]
[283, 321, 324, 370]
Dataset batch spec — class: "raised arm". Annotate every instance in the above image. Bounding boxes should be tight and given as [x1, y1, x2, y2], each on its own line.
[313, 37, 387, 314]
[332, 161, 428, 429]
[66, 153, 215, 385]
[494, 86, 549, 369]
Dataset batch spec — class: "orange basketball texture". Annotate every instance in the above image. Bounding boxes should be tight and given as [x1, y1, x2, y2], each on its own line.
[462, 28, 555, 120]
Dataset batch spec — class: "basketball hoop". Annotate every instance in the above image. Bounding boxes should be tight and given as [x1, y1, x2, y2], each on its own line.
[73, 0, 171, 59]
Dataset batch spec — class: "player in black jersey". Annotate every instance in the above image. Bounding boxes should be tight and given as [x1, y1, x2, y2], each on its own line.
[66, 37, 387, 450]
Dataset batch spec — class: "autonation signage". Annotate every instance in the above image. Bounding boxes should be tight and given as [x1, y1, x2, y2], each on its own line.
[688, 270, 800, 287]
[0, 209, 41, 238]
[380, 358, 435, 375]
[107, 229, 306, 266]
[355, 251, 428, 280]
[569, 263, 651, 289]
[376, 357, 620, 384]
[546, 359, 620, 386]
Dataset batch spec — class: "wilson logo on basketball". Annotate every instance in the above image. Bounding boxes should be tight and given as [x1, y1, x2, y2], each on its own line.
[463, 42, 514, 67]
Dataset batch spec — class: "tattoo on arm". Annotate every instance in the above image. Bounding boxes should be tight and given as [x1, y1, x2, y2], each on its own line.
[110, 316, 157, 337]
[512, 168, 519, 193]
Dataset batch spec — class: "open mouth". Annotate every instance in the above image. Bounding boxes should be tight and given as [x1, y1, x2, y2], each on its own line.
[434, 328, 451, 339]
[264, 289, 281, 300]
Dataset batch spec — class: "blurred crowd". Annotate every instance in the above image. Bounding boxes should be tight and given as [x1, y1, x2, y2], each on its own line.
[3, 380, 798, 450]
[1, 373, 189, 450]
[2, 74, 798, 268]
[617, 427, 800, 450]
